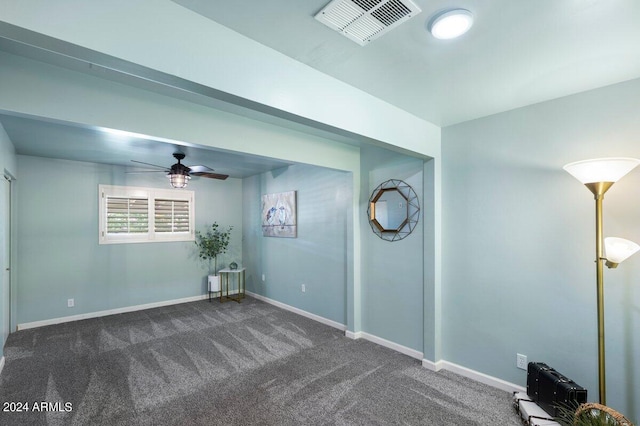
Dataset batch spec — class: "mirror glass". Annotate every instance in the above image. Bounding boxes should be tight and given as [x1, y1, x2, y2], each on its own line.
[367, 179, 420, 242]
[372, 189, 407, 231]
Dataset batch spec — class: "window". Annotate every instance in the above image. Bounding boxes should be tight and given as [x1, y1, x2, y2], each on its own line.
[107, 196, 149, 234]
[99, 185, 194, 244]
[154, 199, 190, 233]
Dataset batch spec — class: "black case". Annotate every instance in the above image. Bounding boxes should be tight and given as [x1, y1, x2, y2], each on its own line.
[538, 368, 587, 416]
[527, 362, 587, 417]
[526, 362, 553, 402]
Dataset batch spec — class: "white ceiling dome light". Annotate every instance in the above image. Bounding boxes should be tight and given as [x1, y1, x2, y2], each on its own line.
[428, 9, 474, 40]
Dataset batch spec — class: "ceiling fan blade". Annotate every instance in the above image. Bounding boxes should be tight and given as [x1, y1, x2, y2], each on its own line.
[130, 156, 226, 180]
[125, 170, 167, 174]
[191, 171, 229, 180]
[187, 165, 214, 173]
[131, 160, 168, 169]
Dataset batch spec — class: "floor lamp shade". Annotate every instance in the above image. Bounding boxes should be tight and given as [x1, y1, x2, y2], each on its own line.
[563, 157, 640, 184]
[605, 237, 640, 266]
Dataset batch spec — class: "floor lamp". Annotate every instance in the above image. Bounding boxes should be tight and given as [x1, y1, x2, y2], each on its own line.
[563, 157, 640, 405]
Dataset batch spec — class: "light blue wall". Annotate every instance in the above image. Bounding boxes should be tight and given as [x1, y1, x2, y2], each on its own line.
[1, 122, 17, 358]
[242, 164, 352, 325]
[0, 49, 364, 330]
[442, 77, 640, 422]
[0, 123, 17, 174]
[0, 38, 440, 357]
[360, 146, 425, 352]
[423, 158, 440, 362]
[16, 155, 242, 325]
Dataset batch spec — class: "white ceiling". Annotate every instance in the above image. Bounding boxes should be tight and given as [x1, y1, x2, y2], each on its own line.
[174, 0, 640, 126]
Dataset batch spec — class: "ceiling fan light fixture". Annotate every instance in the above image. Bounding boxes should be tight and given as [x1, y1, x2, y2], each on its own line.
[168, 171, 190, 188]
[168, 153, 191, 188]
[428, 9, 473, 40]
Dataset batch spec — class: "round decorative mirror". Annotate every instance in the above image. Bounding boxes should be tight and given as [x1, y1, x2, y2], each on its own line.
[367, 179, 420, 242]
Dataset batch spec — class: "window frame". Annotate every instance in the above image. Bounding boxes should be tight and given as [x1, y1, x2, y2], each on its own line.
[99, 184, 195, 245]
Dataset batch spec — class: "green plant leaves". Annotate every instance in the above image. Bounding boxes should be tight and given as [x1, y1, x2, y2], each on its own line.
[195, 222, 233, 274]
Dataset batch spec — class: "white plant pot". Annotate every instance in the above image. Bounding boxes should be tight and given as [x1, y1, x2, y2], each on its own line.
[208, 275, 220, 292]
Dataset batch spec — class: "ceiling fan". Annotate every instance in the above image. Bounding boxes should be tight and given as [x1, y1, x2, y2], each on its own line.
[129, 152, 228, 188]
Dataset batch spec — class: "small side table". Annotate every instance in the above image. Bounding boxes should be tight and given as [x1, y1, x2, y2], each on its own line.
[218, 267, 246, 303]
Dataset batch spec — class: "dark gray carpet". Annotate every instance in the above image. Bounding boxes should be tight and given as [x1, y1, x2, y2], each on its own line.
[0, 297, 522, 425]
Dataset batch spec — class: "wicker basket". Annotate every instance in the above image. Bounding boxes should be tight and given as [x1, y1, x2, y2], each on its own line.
[574, 403, 634, 426]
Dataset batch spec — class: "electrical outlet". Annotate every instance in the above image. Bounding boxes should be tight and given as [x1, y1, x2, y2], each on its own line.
[262, 274, 266, 282]
[301, 284, 306, 293]
[67, 298, 75, 308]
[516, 353, 527, 370]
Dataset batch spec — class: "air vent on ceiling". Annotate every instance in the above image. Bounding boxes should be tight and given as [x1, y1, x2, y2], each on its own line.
[314, 0, 421, 46]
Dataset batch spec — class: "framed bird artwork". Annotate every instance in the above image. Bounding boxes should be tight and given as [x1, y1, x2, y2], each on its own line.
[261, 190, 297, 238]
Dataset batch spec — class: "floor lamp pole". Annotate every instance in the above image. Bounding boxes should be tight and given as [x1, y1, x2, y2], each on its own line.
[586, 179, 637, 405]
[587, 182, 612, 405]
[594, 191, 607, 405]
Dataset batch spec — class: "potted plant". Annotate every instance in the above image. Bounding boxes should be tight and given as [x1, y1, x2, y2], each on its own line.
[555, 403, 633, 426]
[195, 222, 233, 293]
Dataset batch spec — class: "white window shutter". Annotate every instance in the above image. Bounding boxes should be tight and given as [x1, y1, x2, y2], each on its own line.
[99, 185, 194, 244]
[155, 199, 190, 233]
[106, 196, 149, 234]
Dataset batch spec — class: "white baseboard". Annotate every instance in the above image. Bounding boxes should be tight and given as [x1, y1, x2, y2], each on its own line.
[422, 358, 445, 371]
[13, 290, 525, 396]
[426, 360, 525, 393]
[17, 293, 211, 331]
[348, 331, 424, 360]
[0, 356, 4, 376]
[245, 291, 347, 332]
[345, 330, 362, 340]
[347, 330, 525, 394]
[245, 294, 422, 361]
